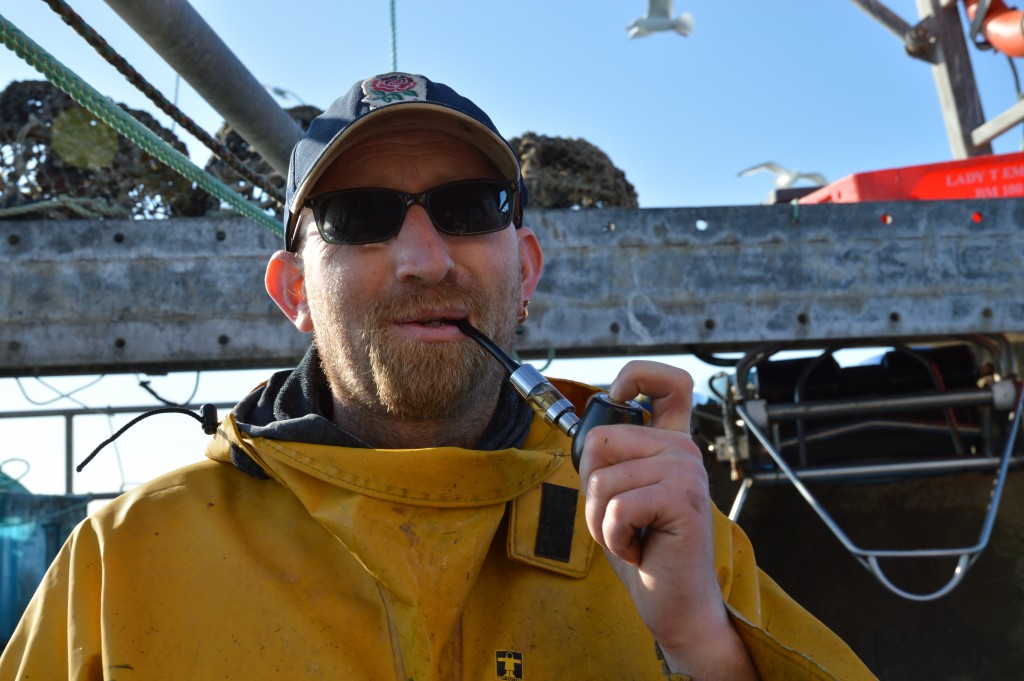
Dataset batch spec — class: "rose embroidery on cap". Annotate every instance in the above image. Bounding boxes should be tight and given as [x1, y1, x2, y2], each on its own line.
[361, 73, 426, 108]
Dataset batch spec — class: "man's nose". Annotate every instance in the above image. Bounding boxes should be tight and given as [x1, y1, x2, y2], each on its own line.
[392, 204, 454, 283]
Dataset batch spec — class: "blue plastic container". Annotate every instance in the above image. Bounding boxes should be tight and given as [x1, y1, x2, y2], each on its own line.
[0, 481, 88, 648]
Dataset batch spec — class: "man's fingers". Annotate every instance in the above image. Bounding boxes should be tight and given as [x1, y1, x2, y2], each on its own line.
[582, 442, 709, 564]
[579, 360, 707, 567]
[577, 423, 700, 486]
[607, 360, 694, 433]
[584, 454, 664, 548]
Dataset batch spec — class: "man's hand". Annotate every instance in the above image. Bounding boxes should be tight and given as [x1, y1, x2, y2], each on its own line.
[576, 360, 758, 680]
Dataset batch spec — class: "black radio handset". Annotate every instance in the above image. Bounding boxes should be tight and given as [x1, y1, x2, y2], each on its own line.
[451, 320, 645, 472]
[569, 392, 646, 469]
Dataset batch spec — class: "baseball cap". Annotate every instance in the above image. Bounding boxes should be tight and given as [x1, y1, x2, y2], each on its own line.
[283, 72, 525, 251]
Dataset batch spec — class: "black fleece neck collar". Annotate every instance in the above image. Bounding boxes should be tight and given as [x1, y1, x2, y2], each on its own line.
[228, 343, 535, 477]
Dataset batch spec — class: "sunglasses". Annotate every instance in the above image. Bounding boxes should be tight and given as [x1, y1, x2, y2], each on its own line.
[303, 179, 519, 245]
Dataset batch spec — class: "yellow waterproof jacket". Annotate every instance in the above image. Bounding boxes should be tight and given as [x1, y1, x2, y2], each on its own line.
[0, 379, 874, 680]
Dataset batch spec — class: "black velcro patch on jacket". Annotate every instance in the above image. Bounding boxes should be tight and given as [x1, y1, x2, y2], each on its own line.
[534, 483, 578, 562]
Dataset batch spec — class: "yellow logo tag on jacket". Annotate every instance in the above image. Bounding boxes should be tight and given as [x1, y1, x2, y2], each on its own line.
[496, 650, 523, 679]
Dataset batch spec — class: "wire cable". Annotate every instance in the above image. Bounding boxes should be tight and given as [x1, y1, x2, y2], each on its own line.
[14, 374, 105, 408]
[105, 412, 129, 492]
[1006, 56, 1024, 150]
[136, 372, 200, 406]
[0, 458, 30, 489]
[969, 0, 994, 49]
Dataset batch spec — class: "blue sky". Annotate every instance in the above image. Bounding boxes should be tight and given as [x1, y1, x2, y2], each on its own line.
[2, 1, 1021, 497]
[6, 1, 1023, 207]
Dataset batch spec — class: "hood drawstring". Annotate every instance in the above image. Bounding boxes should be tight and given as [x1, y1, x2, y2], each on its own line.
[76, 404, 219, 472]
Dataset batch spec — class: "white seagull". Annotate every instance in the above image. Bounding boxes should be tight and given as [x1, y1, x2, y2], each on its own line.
[627, 0, 694, 38]
[737, 162, 828, 188]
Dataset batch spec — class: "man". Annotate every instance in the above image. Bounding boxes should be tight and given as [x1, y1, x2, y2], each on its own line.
[0, 73, 874, 680]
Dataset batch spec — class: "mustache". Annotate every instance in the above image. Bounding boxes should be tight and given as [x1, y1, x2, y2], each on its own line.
[365, 281, 491, 325]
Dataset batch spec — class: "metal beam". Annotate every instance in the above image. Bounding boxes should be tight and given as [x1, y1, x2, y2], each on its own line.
[973, 97, 1024, 147]
[3, 200, 1024, 376]
[102, 0, 303, 175]
[847, 0, 924, 53]
[915, 0, 993, 157]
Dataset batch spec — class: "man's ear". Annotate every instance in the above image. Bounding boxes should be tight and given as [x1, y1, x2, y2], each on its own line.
[266, 250, 313, 332]
[516, 226, 544, 301]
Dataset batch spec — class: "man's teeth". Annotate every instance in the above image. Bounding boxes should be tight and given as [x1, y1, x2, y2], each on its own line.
[422, 319, 446, 327]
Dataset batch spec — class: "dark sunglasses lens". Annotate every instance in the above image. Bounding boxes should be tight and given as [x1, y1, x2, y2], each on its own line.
[317, 190, 404, 244]
[429, 182, 512, 235]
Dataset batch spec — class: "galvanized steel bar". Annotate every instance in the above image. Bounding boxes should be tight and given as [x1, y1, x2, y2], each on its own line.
[3, 198, 1024, 376]
[972, 97, 1024, 147]
[102, 0, 303, 175]
[764, 387, 1000, 422]
[746, 455, 1019, 482]
[64, 414, 73, 495]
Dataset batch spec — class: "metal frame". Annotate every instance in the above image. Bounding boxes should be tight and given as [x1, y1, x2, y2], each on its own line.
[6, 198, 1024, 376]
[852, 0, 1024, 157]
[722, 339, 1023, 601]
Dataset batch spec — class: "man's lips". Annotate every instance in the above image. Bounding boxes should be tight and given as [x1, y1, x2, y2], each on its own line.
[392, 311, 472, 339]
[395, 311, 468, 325]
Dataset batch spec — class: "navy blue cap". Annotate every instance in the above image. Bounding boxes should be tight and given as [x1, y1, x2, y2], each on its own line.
[283, 72, 525, 251]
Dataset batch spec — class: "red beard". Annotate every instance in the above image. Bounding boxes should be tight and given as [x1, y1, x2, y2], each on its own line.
[313, 275, 521, 420]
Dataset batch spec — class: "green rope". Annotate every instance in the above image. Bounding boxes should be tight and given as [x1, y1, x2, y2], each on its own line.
[390, 0, 397, 71]
[0, 12, 282, 236]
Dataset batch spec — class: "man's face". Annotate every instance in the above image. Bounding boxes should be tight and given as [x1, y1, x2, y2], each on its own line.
[297, 128, 526, 421]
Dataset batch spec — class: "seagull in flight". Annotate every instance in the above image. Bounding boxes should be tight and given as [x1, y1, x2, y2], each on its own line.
[738, 162, 828, 188]
[627, 0, 694, 38]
